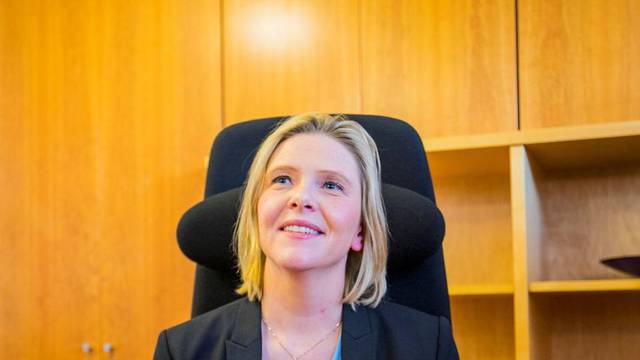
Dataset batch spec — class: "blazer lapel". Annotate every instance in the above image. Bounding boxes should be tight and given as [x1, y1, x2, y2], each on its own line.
[225, 299, 262, 360]
[341, 304, 375, 360]
[223, 300, 376, 360]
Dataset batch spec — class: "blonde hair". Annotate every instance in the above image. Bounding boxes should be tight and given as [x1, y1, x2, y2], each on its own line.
[233, 113, 388, 307]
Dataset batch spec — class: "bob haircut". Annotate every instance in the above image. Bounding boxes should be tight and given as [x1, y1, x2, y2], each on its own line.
[233, 113, 388, 307]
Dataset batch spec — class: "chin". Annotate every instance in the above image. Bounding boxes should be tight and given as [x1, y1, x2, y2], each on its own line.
[275, 256, 319, 272]
[274, 254, 348, 274]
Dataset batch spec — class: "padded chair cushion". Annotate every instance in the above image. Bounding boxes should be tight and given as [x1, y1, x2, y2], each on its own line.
[177, 183, 444, 273]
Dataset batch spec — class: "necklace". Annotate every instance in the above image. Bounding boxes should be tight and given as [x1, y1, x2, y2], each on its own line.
[262, 318, 341, 360]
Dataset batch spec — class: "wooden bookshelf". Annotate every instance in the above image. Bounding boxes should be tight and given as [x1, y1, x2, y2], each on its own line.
[431, 120, 640, 360]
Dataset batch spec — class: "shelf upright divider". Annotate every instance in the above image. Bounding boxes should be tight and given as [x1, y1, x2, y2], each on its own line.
[510, 145, 538, 360]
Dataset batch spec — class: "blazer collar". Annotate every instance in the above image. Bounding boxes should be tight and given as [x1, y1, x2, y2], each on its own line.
[341, 304, 376, 360]
[224, 299, 376, 360]
[225, 298, 262, 360]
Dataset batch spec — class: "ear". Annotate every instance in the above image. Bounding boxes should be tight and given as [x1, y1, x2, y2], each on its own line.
[350, 226, 363, 252]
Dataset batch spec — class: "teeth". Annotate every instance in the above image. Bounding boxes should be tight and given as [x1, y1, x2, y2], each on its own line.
[283, 225, 320, 235]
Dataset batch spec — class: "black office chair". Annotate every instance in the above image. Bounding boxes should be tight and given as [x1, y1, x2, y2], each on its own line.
[177, 115, 452, 322]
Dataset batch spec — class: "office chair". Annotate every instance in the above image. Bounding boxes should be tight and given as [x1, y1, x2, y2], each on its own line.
[177, 115, 452, 321]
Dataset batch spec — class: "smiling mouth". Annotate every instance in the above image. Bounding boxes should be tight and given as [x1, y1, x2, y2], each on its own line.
[281, 225, 323, 235]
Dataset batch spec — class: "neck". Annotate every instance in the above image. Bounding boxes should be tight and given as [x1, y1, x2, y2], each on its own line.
[261, 259, 345, 331]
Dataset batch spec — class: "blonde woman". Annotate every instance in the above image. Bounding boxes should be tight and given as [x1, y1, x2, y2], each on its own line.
[154, 114, 458, 360]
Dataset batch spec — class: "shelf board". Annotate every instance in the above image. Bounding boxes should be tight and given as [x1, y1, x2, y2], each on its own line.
[449, 284, 514, 296]
[428, 146, 510, 177]
[424, 120, 640, 152]
[529, 279, 640, 293]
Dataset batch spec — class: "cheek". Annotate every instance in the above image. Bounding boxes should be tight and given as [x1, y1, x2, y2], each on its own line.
[326, 198, 362, 234]
[257, 198, 274, 252]
[257, 192, 282, 232]
[257, 198, 270, 231]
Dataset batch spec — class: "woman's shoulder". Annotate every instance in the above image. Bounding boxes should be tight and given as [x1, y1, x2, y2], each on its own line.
[164, 297, 253, 338]
[154, 297, 260, 360]
[359, 301, 458, 359]
[373, 300, 445, 325]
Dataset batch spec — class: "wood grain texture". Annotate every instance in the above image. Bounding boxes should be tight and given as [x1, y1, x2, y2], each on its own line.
[222, 0, 361, 125]
[530, 279, 640, 293]
[425, 120, 640, 152]
[531, 293, 640, 359]
[449, 284, 514, 296]
[451, 297, 515, 360]
[519, 0, 640, 128]
[510, 145, 538, 360]
[434, 156, 513, 286]
[361, 0, 518, 138]
[0, 0, 222, 358]
[532, 163, 640, 281]
[429, 147, 510, 177]
[525, 135, 640, 171]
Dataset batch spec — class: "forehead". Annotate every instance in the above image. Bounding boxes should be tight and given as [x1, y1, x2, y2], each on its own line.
[267, 133, 361, 178]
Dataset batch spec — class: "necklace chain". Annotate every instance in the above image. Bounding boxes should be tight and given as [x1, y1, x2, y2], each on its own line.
[262, 318, 341, 360]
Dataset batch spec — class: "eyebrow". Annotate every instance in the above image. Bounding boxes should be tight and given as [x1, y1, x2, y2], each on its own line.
[318, 170, 353, 187]
[266, 165, 297, 178]
[266, 165, 353, 186]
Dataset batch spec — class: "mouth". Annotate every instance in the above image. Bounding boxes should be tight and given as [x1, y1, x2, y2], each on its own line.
[280, 224, 323, 235]
[279, 221, 325, 236]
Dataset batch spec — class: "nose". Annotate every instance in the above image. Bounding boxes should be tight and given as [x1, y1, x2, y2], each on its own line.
[287, 183, 316, 211]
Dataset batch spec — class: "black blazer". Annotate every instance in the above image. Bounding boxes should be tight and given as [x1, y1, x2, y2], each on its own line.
[154, 298, 459, 360]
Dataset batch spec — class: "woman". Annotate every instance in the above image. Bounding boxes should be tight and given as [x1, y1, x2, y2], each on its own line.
[154, 113, 458, 359]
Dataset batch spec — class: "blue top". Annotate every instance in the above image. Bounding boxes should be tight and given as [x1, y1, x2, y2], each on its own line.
[331, 335, 341, 360]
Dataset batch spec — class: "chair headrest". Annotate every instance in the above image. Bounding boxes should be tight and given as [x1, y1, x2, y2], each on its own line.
[177, 183, 445, 273]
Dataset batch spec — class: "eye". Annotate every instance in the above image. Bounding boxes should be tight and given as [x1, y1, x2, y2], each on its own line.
[272, 175, 291, 185]
[323, 181, 344, 192]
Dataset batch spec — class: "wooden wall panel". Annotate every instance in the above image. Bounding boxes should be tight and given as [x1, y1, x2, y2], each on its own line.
[361, 0, 518, 139]
[0, 0, 222, 358]
[536, 164, 640, 281]
[437, 173, 513, 286]
[0, 3, 103, 357]
[451, 297, 515, 360]
[222, 0, 361, 125]
[519, 0, 640, 129]
[531, 293, 640, 359]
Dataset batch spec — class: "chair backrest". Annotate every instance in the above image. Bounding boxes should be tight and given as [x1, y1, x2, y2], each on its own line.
[187, 115, 452, 320]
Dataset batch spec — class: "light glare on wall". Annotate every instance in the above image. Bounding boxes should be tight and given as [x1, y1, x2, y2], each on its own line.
[245, 5, 311, 52]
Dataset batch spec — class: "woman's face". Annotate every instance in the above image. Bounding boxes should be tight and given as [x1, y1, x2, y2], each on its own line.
[257, 133, 363, 273]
